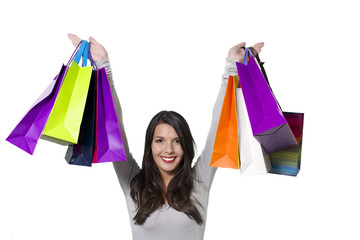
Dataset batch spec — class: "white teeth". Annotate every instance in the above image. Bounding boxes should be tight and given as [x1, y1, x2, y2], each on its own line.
[162, 157, 175, 161]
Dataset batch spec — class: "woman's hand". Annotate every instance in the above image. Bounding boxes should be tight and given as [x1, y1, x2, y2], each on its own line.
[68, 33, 108, 62]
[228, 42, 264, 63]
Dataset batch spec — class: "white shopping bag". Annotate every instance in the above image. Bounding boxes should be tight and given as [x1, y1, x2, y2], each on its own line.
[235, 87, 271, 175]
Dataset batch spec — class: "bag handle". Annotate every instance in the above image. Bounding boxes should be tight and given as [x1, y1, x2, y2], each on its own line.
[78, 41, 97, 68]
[66, 41, 83, 66]
[243, 47, 252, 66]
[88, 49, 97, 70]
[86, 42, 97, 69]
[73, 40, 87, 64]
[82, 42, 90, 67]
[68, 40, 96, 68]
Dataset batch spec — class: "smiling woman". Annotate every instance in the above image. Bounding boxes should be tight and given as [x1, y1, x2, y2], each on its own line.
[67, 33, 264, 240]
[130, 111, 203, 228]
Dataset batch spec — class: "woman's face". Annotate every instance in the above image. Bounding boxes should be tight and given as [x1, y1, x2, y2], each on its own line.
[151, 123, 184, 178]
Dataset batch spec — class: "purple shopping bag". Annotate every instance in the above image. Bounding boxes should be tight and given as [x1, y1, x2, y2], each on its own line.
[6, 66, 66, 155]
[92, 68, 126, 163]
[6, 41, 87, 155]
[236, 48, 297, 153]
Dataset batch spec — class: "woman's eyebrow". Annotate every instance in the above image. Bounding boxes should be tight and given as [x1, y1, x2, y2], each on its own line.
[153, 136, 164, 139]
[153, 136, 179, 140]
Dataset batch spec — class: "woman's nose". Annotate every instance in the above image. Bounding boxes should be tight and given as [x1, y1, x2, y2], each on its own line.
[164, 142, 174, 153]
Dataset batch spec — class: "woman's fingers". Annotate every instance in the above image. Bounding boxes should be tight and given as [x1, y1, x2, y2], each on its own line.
[68, 33, 81, 42]
[236, 42, 246, 49]
[89, 36, 99, 45]
[89, 36, 101, 51]
[67, 33, 82, 47]
[252, 42, 264, 54]
[88, 36, 108, 62]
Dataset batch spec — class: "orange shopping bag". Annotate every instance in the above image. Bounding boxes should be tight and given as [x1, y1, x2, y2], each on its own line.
[210, 76, 240, 169]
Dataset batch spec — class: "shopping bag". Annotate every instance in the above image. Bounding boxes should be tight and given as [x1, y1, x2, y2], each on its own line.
[236, 48, 298, 153]
[65, 68, 97, 166]
[269, 112, 304, 176]
[92, 68, 127, 163]
[41, 41, 93, 145]
[210, 76, 240, 169]
[235, 75, 271, 175]
[6, 42, 85, 155]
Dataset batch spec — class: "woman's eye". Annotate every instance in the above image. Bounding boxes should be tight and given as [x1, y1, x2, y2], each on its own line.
[155, 139, 163, 143]
[174, 139, 180, 144]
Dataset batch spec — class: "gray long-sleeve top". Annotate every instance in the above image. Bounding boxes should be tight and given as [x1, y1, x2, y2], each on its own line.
[96, 57, 238, 240]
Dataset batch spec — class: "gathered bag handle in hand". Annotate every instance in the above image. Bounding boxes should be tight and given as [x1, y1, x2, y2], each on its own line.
[70, 40, 97, 69]
[73, 40, 87, 65]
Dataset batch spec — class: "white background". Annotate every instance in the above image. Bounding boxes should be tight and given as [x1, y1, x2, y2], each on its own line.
[1, 0, 359, 239]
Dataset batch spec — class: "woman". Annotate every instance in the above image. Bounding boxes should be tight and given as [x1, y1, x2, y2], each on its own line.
[68, 34, 263, 240]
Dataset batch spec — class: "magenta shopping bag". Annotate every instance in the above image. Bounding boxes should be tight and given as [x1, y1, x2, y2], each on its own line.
[92, 68, 126, 163]
[236, 48, 297, 153]
[6, 41, 87, 155]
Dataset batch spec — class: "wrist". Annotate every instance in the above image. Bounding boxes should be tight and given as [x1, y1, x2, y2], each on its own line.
[95, 58, 110, 68]
[224, 57, 238, 77]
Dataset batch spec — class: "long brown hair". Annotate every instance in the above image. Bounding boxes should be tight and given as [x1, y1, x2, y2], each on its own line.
[130, 111, 203, 225]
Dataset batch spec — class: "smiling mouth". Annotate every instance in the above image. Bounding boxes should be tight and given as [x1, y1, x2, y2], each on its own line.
[161, 156, 176, 163]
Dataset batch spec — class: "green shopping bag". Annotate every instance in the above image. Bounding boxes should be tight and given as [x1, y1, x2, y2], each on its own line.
[41, 41, 93, 145]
